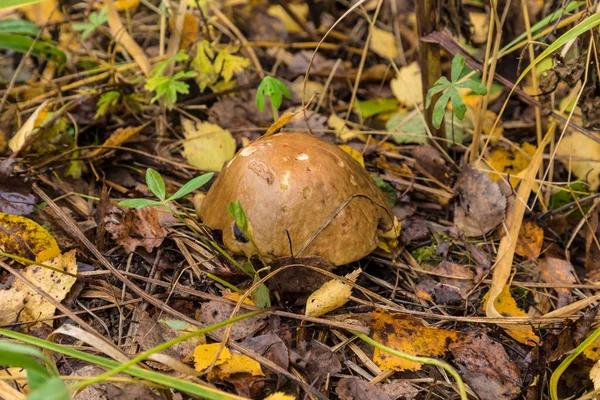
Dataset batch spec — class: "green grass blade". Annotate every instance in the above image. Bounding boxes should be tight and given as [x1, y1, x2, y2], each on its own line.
[0, 0, 46, 9]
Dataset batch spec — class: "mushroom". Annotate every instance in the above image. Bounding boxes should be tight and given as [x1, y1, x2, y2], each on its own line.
[200, 132, 397, 266]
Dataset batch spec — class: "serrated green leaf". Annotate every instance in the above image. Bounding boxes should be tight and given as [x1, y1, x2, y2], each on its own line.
[168, 173, 214, 201]
[252, 279, 271, 308]
[95, 91, 120, 119]
[117, 199, 163, 209]
[451, 54, 465, 83]
[145, 168, 166, 200]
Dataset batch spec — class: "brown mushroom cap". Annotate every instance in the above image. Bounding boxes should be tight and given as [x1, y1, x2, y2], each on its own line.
[200, 132, 396, 266]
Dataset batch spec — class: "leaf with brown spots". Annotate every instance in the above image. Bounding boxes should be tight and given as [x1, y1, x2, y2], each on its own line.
[515, 221, 544, 259]
[104, 204, 166, 253]
[0, 212, 60, 262]
[370, 309, 461, 371]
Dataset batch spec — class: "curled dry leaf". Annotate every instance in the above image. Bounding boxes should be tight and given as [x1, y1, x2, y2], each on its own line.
[104, 205, 166, 253]
[539, 256, 577, 308]
[0, 212, 60, 262]
[449, 331, 522, 400]
[454, 166, 507, 237]
[0, 250, 77, 329]
[305, 269, 360, 317]
[370, 309, 461, 371]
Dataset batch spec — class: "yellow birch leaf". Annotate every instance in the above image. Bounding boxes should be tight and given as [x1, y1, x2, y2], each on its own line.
[21, 0, 63, 26]
[556, 132, 600, 191]
[327, 114, 359, 142]
[193, 343, 231, 371]
[0, 212, 60, 263]
[181, 118, 236, 171]
[483, 285, 539, 346]
[264, 393, 296, 400]
[214, 354, 264, 379]
[305, 269, 360, 317]
[487, 143, 536, 187]
[390, 62, 422, 108]
[370, 26, 398, 59]
[371, 309, 461, 371]
[338, 145, 365, 167]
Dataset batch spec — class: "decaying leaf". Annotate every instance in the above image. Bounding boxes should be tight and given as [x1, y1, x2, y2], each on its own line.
[556, 131, 600, 190]
[591, 360, 600, 390]
[369, 27, 398, 59]
[104, 204, 166, 253]
[539, 256, 577, 308]
[390, 62, 422, 108]
[197, 298, 266, 341]
[264, 393, 296, 400]
[328, 114, 360, 142]
[370, 309, 461, 371]
[267, 3, 308, 33]
[0, 212, 60, 262]
[454, 166, 507, 237]
[449, 331, 522, 400]
[305, 269, 360, 317]
[303, 340, 342, 387]
[483, 285, 539, 345]
[181, 118, 236, 171]
[0, 250, 77, 328]
[89, 124, 147, 157]
[336, 378, 392, 400]
[515, 220, 544, 259]
[486, 143, 537, 188]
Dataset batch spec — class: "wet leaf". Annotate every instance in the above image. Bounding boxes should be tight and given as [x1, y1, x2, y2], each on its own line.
[370, 309, 461, 371]
[0, 212, 60, 262]
[390, 62, 422, 108]
[305, 269, 360, 317]
[181, 118, 236, 171]
[556, 131, 600, 190]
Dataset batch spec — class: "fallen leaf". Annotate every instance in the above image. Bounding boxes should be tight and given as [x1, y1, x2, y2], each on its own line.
[89, 124, 147, 157]
[483, 285, 539, 345]
[387, 110, 467, 145]
[449, 331, 522, 400]
[454, 166, 507, 237]
[263, 110, 298, 138]
[242, 333, 289, 371]
[487, 143, 537, 188]
[181, 118, 236, 171]
[515, 221, 544, 259]
[69, 365, 162, 400]
[211, 353, 264, 379]
[369, 27, 398, 59]
[267, 256, 335, 297]
[305, 269, 360, 317]
[0, 250, 77, 328]
[591, 360, 600, 391]
[303, 340, 342, 387]
[378, 380, 419, 399]
[197, 298, 266, 341]
[338, 145, 365, 167]
[469, 12, 489, 43]
[412, 145, 451, 185]
[104, 205, 166, 253]
[371, 309, 461, 371]
[556, 131, 600, 191]
[264, 393, 296, 400]
[193, 343, 231, 371]
[8, 100, 50, 153]
[170, 12, 198, 50]
[289, 77, 324, 105]
[539, 257, 577, 308]
[390, 62, 422, 108]
[0, 212, 60, 262]
[0, 178, 36, 215]
[328, 114, 360, 142]
[336, 378, 392, 400]
[354, 98, 399, 119]
[417, 261, 474, 304]
[267, 3, 309, 34]
[21, 0, 64, 26]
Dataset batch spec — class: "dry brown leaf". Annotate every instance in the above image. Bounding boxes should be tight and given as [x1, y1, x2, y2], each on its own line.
[371, 309, 461, 371]
[540, 256, 577, 308]
[336, 378, 393, 400]
[197, 298, 266, 341]
[104, 205, 166, 253]
[305, 269, 360, 317]
[170, 12, 198, 50]
[515, 220, 544, 259]
[0, 212, 60, 262]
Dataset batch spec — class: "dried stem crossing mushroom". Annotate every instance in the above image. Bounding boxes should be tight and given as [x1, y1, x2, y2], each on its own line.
[200, 133, 398, 266]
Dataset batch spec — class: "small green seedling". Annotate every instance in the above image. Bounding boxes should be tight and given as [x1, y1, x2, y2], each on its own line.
[145, 50, 197, 109]
[426, 54, 487, 129]
[118, 168, 213, 209]
[255, 76, 291, 122]
[73, 7, 108, 39]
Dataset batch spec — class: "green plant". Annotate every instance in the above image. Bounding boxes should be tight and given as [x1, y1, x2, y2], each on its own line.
[0, 19, 65, 63]
[0, 341, 69, 400]
[118, 168, 213, 209]
[0, 0, 45, 9]
[425, 54, 487, 129]
[255, 76, 291, 122]
[73, 7, 107, 39]
[145, 50, 197, 109]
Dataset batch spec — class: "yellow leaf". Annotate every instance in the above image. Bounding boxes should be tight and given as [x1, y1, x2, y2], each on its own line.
[371, 309, 461, 371]
[556, 132, 600, 191]
[327, 114, 359, 142]
[370, 26, 398, 59]
[214, 49, 250, 83]
[223, 292, 255, 306]
[0, 212, 60, 263]
[390, 62, 422, 108]
[170, 12, 198, 50]
[21, 0, 63, 26]
[213, 354, 264, 379]
[469, 12, 488, 43]
[267, 4, 309, 33]
[585, 339, 600, 360]
[193, 343, 231, 371]
[338, 145, 364, 167]
[192, 40, 218, 91]
[305, 269, 360, 317]
[483, 285, 539, 346]
[89, 124, 148, 157]
[515, 221, 543, 259]
[591, 360, 600, 390]
[8, 100, 50, 153]
[181, 118, 236, 171]
[263, 111, 299, 138]
[289, 77, 325, 105]
[264, 393, 296, 400]
[486, 142, 536, 188]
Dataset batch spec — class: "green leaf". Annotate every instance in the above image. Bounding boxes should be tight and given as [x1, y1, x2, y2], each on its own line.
[95, 90, 121, 119]
[27, 376, 70, 400]
[240, 261, 256, 276]
[0, 342, 51, 390]
[256, 76, 290, 112]
[451, 54, 465, 83]
[0, 19, 39, 35]
[354, 98, 399, 118]
[387, 110, 466, 145]
[0, 34, 66, 63]
[371, 175, 396, 206]
[0, 0, 46, 9]
[117, 199, 163, 209]
[159, 319, 188, 330]
[432, 91, 450, 129]
[146, 168, 166, 201]
[227, 200, 248, 235]
[449, 88, 467, 120]
[251, 280, 271, 308]
[425, 82, 449, 109]
[456, 79, 488, 95]
[168, 173, 214, 201]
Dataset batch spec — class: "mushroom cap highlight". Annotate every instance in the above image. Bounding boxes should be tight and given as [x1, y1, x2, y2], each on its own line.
[200, 132, 396, 266]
